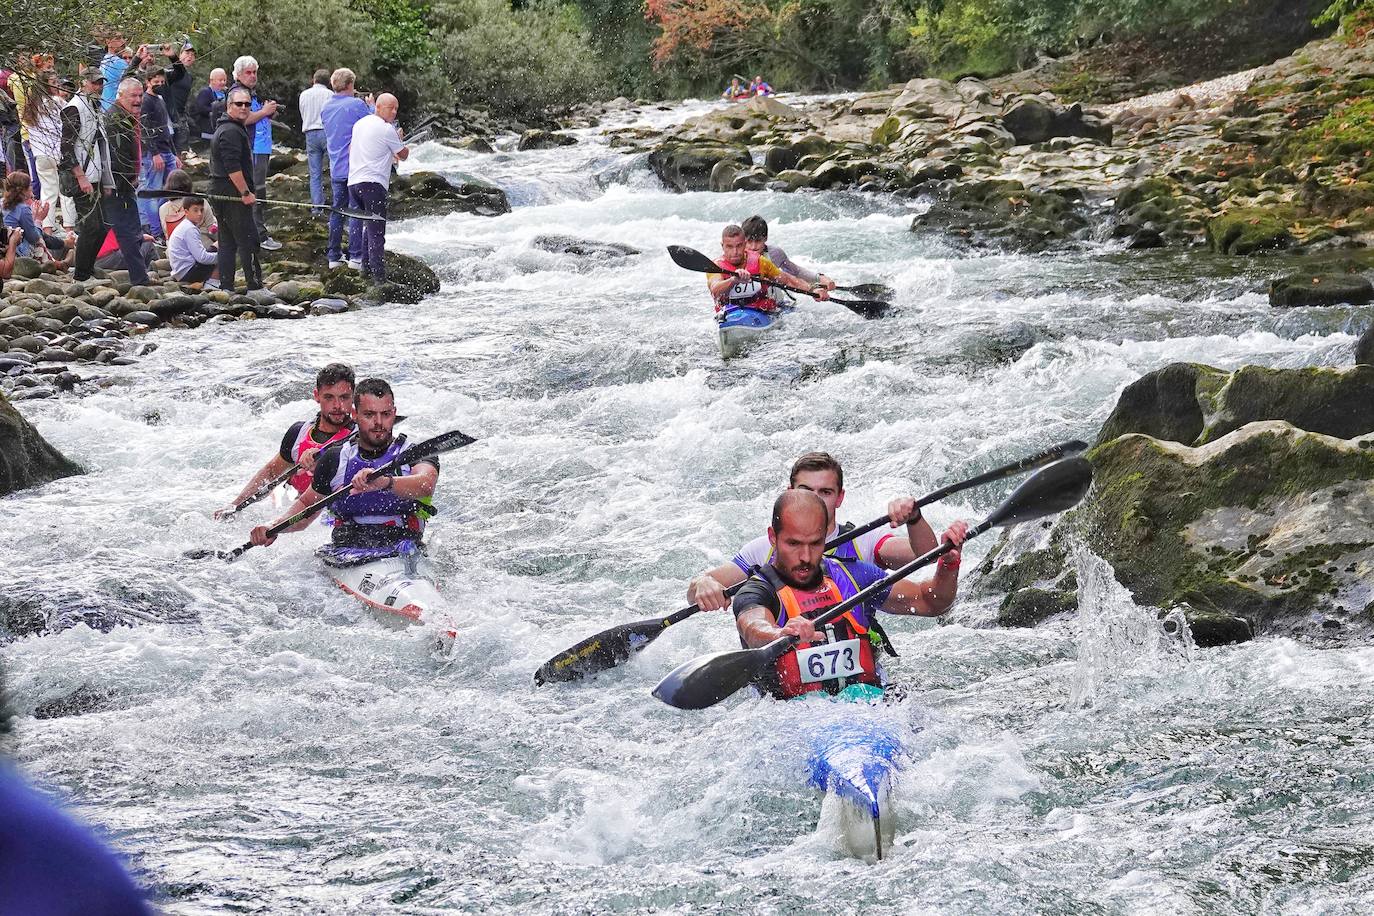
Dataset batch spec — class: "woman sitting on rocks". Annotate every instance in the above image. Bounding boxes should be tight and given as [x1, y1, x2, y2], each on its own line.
[1, 172, 71, 266]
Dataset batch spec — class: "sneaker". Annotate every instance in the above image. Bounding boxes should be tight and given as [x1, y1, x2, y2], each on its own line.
[260, 237, 283, 251]
[346, 259, 362, 271]
[204, 278, 221, 290]
[328, 260, 344, 269]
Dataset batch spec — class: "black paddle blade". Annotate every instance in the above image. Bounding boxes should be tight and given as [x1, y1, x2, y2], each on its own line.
[985, 456, 1093, 528]
[652, 644, 778, 710]
[534, 618, 667, 685]
[836, 282, 895, 300]
[667, 245, 722, 274]
[830, 296, 891, 319]
[399, 430, 477, 465]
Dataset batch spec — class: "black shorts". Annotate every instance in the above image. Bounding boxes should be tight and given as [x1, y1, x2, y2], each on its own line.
[175, 261, 216, 284]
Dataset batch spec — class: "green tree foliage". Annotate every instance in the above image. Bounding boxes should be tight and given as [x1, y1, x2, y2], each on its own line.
[430, 0, 608, 116]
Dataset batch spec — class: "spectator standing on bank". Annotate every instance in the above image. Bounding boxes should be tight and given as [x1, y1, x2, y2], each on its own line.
[348, 93, 408, 288]
[58, 66, 112, 281]
[99, 32, 129, 111]
[320, 68, 370, 270]
[137, 69, 181, 238]
[22, 64, 73, 232]
[103, 77, 152, 286]
[13, 54, 60, 196]
[161, 42, 196, 153]
[299, 69, 332, 216]
[189, 68, 227, 153]
[0, 72, 20, 177]
[210, 87, 262, 291]
[227, 56, 281, 250]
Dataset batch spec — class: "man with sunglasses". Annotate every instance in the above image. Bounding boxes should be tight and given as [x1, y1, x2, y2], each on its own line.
[209, 87, 262, 290]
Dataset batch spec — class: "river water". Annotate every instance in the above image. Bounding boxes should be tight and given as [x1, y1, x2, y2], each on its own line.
[4, 97, 1373, 913]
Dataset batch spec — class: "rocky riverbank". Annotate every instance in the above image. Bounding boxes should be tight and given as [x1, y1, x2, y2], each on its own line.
[622, 14, 1374, 270]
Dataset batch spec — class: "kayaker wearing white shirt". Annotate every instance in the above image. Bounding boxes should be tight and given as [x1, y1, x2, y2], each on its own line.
[687, 452, 942, 611]
[249, 378, 440, 564]
[216, 363, 357, 519]
[732, 490, 967, 698]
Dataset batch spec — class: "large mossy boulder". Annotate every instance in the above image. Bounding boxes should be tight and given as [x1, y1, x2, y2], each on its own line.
[1206, 208, 1293, 255]
[1, 391, 83, 497]
[1096, 363, 1374, 447]
[648, 142, 752, 193]
[381, 251, 441, 303]
[911, 179, 1088, 252]
[979, 422, 1374, 644]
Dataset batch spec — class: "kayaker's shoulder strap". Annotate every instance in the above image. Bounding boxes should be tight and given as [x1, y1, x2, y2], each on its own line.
[869, 618, 899, 658]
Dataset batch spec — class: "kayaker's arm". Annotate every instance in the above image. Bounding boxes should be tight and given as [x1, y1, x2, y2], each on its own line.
[771, 270, 829, 300]
[349, 459, 437, 500]
[217, 453, 292, 518]
[249, 489, 329, 544]
[880, 521, 969, 617]
[708, 270, 747, 299]
[688, 562, 746, 611]
[736, 604, 817, 648]
[873, 496, 939, 571]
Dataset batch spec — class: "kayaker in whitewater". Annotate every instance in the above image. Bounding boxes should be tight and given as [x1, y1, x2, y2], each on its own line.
[215, 363, 357, 518]
[248, 378, 439, 562]
[722, 77, 749, 101]
[687, 451, 941, 611]
[733, 490, 967, 698]
[709, 223, 827, 313]
[740, 214, 836, 307]
[748, 76, 773, 97]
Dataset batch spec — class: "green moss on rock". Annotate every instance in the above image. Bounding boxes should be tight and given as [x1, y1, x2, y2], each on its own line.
[1206, 207, 1293, 255]
[1, 392, 83, 497]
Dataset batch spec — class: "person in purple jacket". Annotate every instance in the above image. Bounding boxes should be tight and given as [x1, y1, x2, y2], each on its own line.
[319, 67, 372, 270]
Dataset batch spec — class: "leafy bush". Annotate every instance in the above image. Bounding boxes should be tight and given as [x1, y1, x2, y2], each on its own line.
[432, 0, 608, 115]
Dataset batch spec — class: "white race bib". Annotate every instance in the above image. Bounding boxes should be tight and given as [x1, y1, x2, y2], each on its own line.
[728, 279, 761, 301]
[797, 638, 863, 684]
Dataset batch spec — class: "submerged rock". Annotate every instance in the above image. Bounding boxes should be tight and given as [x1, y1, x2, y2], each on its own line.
[531, 235, 641, 259]
[1268, 272, 1374, 308]
[0, 390, 83, 497]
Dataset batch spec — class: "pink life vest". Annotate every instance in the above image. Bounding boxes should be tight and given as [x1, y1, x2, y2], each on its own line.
[288, 420, 354, 493]
[714, 251, 774, 312]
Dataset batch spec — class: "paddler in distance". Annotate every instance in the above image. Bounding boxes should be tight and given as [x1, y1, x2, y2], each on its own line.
[215, 363, 357, 518]
[709, 224, 828, 314]
[688, 451, 941, 612]
[734, 490, 967, 699]
[249, 378, 439, 562]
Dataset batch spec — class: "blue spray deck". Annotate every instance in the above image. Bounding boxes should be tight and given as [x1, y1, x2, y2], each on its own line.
[716, 305, 790, 357]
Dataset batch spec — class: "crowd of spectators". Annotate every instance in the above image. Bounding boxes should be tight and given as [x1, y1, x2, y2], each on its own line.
[1, 30, 413, 292]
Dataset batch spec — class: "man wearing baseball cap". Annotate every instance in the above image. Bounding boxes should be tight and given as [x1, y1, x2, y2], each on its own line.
[58, 66, 113, 280]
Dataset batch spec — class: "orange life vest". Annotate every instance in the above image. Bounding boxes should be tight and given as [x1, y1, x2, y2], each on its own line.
[764, 560, 884, 699]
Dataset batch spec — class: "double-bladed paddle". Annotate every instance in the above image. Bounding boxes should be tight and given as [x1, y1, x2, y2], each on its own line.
[832, 281, 895, 300]
[650, 455, 1095, 710]
[188, 429, 477, 562]
[217, 416, 408, 520]
[667, 245, 891, 319]
[532, 438, 1088, 685]
[135, 187, 386, 222]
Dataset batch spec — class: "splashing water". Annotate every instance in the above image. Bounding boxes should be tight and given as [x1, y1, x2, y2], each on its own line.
[1069, 542, 1195, 709]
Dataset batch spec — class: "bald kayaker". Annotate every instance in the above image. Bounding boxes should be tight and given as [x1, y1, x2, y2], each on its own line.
[249, 377, 439, 563]
[708, 223, 827, 314]
[215, 363, 357, 518]
[740, 214, 836, 306]
[687, 451, 941, 611]
[733, 490, 967, 699]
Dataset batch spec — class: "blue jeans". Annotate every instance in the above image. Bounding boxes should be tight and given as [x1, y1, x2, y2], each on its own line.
[103, 191, 151, 286]
[137, 153, 177, 236]
[22, 140, 39, 196]
[305, 130, 327, 209]
[349, 182, 387, 281]
[327, 178, 360, 263]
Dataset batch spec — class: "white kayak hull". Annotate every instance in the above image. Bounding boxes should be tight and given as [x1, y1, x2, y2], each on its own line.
[325, 554, 443, 627]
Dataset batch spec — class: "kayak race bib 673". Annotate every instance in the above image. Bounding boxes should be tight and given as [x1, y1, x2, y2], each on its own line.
[797, 638, 863, 684]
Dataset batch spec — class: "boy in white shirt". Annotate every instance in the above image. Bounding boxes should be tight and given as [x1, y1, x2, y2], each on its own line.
[168, 196, 220, 288]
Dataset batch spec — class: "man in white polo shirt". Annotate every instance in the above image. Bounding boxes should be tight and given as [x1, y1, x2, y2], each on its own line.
[346, 92, 408, 288]
[298, 69, 332, 215]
